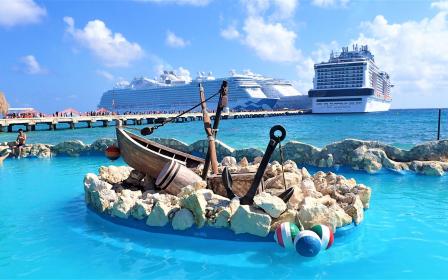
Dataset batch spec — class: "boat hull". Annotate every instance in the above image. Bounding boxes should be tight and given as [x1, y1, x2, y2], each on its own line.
[116, 128, 204, 178]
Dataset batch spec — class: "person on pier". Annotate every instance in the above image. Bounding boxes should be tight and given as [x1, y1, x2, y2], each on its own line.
[13, 129, 27, 158]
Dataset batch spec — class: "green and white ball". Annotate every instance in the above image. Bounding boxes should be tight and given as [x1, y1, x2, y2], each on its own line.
[274, 222, 300, 250]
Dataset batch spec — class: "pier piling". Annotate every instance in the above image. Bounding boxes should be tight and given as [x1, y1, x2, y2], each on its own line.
[437, 109, 442, 140]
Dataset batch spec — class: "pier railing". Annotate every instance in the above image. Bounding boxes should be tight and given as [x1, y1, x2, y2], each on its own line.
[0, 110, 309, 133]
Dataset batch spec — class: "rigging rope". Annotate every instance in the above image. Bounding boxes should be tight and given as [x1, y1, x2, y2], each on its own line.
[123, 89, 222, 134]
[279, 141, 287, 191]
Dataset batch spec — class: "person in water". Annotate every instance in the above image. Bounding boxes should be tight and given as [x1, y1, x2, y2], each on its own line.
[13, 129, 27, 157]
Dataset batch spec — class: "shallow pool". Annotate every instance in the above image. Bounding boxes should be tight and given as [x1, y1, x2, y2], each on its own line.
[1, 157, 447, 279]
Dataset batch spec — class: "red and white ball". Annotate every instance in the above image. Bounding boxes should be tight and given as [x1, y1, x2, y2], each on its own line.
[274, 222, 300, 250]
[310, 224, 334, 250]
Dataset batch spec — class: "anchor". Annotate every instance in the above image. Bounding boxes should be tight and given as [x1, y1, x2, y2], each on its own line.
[221, 125, 295, 205]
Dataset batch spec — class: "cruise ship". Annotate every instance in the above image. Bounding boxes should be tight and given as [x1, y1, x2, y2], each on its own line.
[308, 45, 392, 113]
[98, 71, 310, 113]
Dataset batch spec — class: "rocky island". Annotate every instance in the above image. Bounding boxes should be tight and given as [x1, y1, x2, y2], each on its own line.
[83, 156, 371, 238]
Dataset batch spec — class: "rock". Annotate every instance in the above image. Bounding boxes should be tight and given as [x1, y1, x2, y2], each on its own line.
[238, 165, 258, 173]
[90, 138, 117, 153]
[98, 165, 133, 184]
[412, 161, 445, 176]
[230, 205, 272, 237]
[207, 197, 238, 228]
[222, 156, 237, 166]
[83, 173, 117, 212]
[282, 141, 321, 165]
[172, 208, 195, 230]
[209, 208, 231, 228]
[253, 156, 263, 165]
[297, 197, 339, 231]
[28, 144, 52, 158]
[353, 184, 372, 209]
[239, 157, 249, 167]
[52, 140, 89, 156]
[286, 185, 305, 210]
[253, 192, 286, 218]
[146, 201, 176, 227]
[141, 175, 156, 191]
[131, 199, 153, 220]
[188, 139, 234, 160]
[234, 148, 264, 162]
[193, 180, 207, 190]
[265, 172, 302, 190]
[152, 138, 190, 153]
[152, 193, 179, 206]
[301, 167, 312, 179]
[344, 196, 364, 225]
[328, 202, 353, 228]
[180, 191, 208, 228]
[283, 160, 298, 172]
[265, 162, 282, 178]
[300, 178, 316, 196]
[111, 195, 135, 219]
[270, 209, 299, 231]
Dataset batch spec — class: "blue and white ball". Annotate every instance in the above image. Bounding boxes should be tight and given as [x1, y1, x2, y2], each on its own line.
[294, 230, 322, 257]
[274, 222, 300, 250]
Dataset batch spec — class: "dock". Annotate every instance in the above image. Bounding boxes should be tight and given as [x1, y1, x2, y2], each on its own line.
[0, 110, 309, 132]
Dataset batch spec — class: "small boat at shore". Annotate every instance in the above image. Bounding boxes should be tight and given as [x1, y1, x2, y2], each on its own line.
[116, 127, 204, 178]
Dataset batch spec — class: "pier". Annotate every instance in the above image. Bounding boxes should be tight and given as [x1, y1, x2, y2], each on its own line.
[0, 110, 309, 133]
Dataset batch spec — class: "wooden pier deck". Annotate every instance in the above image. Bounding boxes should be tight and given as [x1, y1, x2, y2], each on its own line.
[0, 110, 309, 132]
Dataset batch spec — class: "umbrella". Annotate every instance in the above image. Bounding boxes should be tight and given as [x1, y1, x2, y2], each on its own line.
[61, 108, 81, 116]
[0, 91, 9, 116]
[96, 107, 109, 113]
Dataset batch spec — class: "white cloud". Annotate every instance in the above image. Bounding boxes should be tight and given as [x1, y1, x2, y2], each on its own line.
[19, 55, 46, 74]
[0, 0, 46, 27]
[220, 25, 240, 40]
[272, 0, 299, 19]
[64, 16, 144, 67]
[431, 1, 448, 11]
[96, 70, 115, 81]
[243, 17, 301, 62]
[165, 31, 190, 48]
[295, 6, 448, 108]
[136, 0, 211, 6]
[311, 0, 349, 8]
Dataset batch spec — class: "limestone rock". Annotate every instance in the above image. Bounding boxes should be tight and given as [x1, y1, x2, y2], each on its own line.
[152, 138, 190, 153]
[28, 144, 52, 158]
[297, 197, 338, 231]
[265, 172, 301, 190]
[146, 201, 175, 227]
[286, 185, 305, 210]
[270, 209, 299, 231]
[131, 199, 153, 220]
[172, 208, 195, 230]
[111, 195, 135, 219]
[230, 205, 272, 237]
[353, 184, 372, 209]
[282, 160, 298, 172]
[221, 156, 237, 166]
[90, 138, 117, 153]
[301, 167, 312, 179]
[344, 196, 364, 225]
[239, 157, 249, 168]
[253, 192, 286, 218]
[234, 148, 264, 162]
[253, 156, 263, 165]
[52, 140, 89, 156]
[98, 165, 133, 184]
[180, 191, 207, 228]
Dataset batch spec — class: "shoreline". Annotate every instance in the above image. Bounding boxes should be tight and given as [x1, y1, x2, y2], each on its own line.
[2, 137, 447, 176]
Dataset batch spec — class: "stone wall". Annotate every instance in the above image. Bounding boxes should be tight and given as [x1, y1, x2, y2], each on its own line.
[2, 137, 448, 176]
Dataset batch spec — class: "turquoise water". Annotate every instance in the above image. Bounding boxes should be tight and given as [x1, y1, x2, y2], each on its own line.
[1, 156, 448, 279]
[1, 109, 447, 149]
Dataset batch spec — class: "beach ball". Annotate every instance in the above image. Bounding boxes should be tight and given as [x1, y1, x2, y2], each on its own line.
[274, 222, 300, 250]
[311, 224, 334, 250]
[105, 145, 120, 160]
[294, 230, 321, 257]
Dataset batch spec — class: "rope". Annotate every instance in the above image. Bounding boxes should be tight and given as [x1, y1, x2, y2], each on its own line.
[279, 141, 287, 190]
[120, 89, 221, 134]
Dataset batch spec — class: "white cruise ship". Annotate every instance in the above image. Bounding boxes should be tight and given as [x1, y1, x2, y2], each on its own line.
[308, 45, 392, 113]
[98, 71, 309, 113]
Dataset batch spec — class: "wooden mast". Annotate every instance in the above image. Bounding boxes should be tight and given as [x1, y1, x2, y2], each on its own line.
[199, 83, 219, 175]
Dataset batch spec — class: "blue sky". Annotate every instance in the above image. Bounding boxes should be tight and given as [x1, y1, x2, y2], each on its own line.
[0, 0, 447, 112]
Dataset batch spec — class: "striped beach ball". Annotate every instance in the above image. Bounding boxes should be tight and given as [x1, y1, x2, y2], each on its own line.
[274, 222, 300, 250]
[311, 224, 334, 250]
[294, 230, 321, 257]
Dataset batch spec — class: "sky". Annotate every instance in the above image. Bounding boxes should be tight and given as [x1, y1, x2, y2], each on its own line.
[0, 0, 448, 112]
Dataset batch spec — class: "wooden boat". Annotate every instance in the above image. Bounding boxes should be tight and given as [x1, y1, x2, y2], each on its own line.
[116, 127, 205, 178]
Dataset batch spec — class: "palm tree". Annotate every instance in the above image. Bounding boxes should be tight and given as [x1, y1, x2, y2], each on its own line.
[0, 91, 9, 117]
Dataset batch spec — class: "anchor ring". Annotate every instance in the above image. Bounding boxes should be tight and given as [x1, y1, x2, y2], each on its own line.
[269, 125, 286, 143]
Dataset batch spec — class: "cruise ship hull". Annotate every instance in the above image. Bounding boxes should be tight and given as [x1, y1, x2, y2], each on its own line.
[309, 89, 391, 113]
